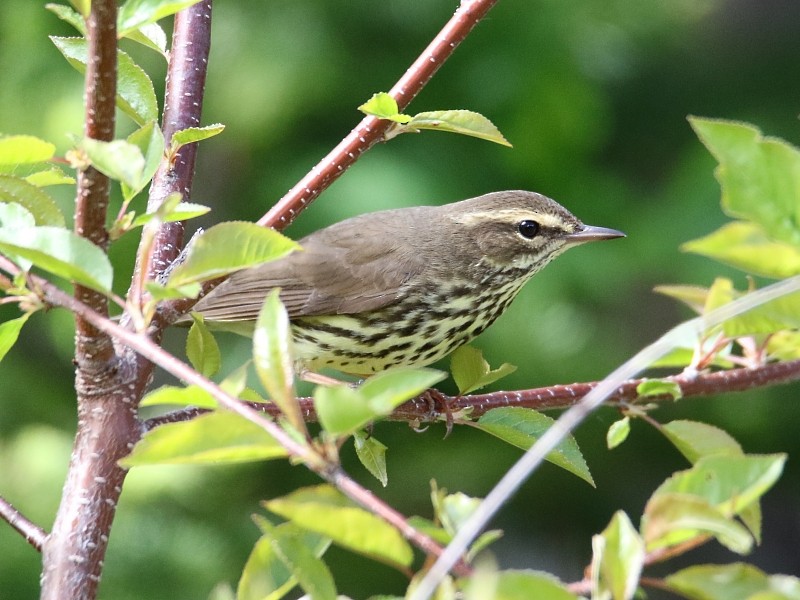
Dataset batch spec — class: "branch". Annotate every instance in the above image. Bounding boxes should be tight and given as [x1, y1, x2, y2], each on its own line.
[0, 496, 46, 551]
[142, 358, 800, 431]
[257, 0, 499, 231]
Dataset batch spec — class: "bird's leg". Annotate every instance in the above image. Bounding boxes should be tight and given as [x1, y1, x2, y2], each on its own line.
[419, 388, 455, 437]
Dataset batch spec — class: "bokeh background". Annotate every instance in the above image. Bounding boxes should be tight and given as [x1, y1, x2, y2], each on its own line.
[2, 1, 800, 598]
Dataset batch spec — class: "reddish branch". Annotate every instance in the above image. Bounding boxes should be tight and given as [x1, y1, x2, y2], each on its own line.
[0, 497, 46, 551]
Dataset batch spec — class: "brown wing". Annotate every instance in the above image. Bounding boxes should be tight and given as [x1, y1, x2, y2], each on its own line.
[192, 211, 429, 322]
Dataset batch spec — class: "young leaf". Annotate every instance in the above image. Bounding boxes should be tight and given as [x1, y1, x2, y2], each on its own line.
[51, 37, 158, 125]
[139, 384, 216, 409]
[166, 221, 299, 286]
[654, 284, 709, 314]
[132, 203, 210, 227]
[253, 290, 303, 432]
[0, 202, 36, 230]
[118, 0, 204, 37]
[76, 137, 146, 190]
[169, 124, 225, 155]
[0, 176, 66, 227]
[24, 167, 76, 187]
[665, 563, 774, 600]
[606, 416, 631, 450]
[145, 281, 201, 300]
[439, 492, 481, 537]
[450, 344, 516, 394]
[124, 23, 168, 57]
[186, 314, 221, 378]
[661, 420, 743, 464]
[0, 226, 113, 293]
[45, 3, 87, 35]
[263, 484, 414, 569]
[591, 511, 645, 600]
[254, 517, 337, 600]
[121, 411, 288, 466]
[474, 570, 577, 600]
[0, 313, 31, 363]
[398, 110, 512, 147]
[0, 135, 55, 164]
[358, 92, 411, 123]
[122, 121, 165, 201]
[689, 117, 800, 245]
[68, 0, 90, 17]
[636, 379, 682, 401]
[353, 430, 388, 487]
[476, 407, 594, 486]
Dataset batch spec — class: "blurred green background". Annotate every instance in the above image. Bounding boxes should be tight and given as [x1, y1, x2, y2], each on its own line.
[2, 0, 800, 598]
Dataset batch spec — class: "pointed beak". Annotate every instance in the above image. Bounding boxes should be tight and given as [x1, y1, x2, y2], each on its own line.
[566, 224, 626, 244]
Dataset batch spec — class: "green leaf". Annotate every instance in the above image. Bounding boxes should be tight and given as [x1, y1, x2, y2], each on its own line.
[662, 420, 743, 464]
[170, 124, 226, 154]
[666, 563, 772, 600]
[263, 484, 414, 569]
[51, 37, 158, 125]
[606, 417, 631, 450]
[654, 284, 710, 315]
[682, 221, 800, 279]
[254, 517, 337, 600]
[0, 314, 31, 363]
[186, 314, 221, 378]
[76, 137, 145, 190]
[591, 511, 645, 600]
[68, 0, 90, 17]
[466, 529, 504, 562]
[0, 135, 55, 165]
[353, 431, 388, 487]
[167, 221, 299, 286]
[0, 176, 66, 227]
[238, 523, 331, 600]
[475, 407, 594, 486]
[314, 367, 444, 436]
[450, 345, 517, 394]
[641, 492, 753, 554]
[140, 384, 216, 409]
[145, 281, 201, 300]
[358, 92, 411, 123]
[0, 202, 36, 230]
[121, 410, 288, 466]
[397, 110, 512, 147]
[0, 226, 113, 293]
[125, 23, 168, 57]
[636, 379, 683, 400]
[122, 121, 164, 201]
[132, 202, 210, 227]
[439, 492, 481, 537]
[118, 0, 204, 37]
[253, 290, 303, 431]
[476, 570, 577, 600]
[45, 3, 87, 34]
[24, 167, 76, 187]
[689, 117, 800, 246]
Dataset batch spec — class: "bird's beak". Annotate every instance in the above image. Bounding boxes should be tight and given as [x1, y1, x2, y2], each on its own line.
[566, 224, 625, 244]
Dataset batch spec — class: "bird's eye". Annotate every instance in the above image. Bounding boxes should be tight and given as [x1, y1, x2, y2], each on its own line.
[518, 219, 540, 239]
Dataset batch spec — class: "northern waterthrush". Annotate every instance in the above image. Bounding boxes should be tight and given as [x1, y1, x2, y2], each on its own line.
[187, 191, 623, 375]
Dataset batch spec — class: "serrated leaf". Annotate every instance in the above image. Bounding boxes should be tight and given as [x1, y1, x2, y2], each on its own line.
[118, 0, 204, 37]
[46, 3, 87, 34]
[476, 407, 594, 486]
[314, 367, 444, 436]
[0, 176, 66, 227]
[399, 110, 512, 147]
[145, 281, 201, 300]
[132, 202, 210, 227]
[641, 492, 753, 554]
[51, 37, 158, 125]
[166, 221, 299, 286]
[666, 563, 771, 600]
[662, 420, 743, 464]
[591, 511, 645, 600]
[186, 314, 221, 378]
[689, 117, 800, 246]
[607, 417, 631, 450]
[253, 290, 303, 431]
[140, 384, 216, 409]
[702, 277, 800, 337]
[24, 167, 76, 187]
[238, 523, 330, 600]
[121, 411, 288, 466]
[0, 226, 113, 293]
[353, 431, 388, 487]
[0, 135, 55, 165]
[254, 517, 337, 600]
[170, 124, 225, 153]
[0, 202, 36, 230]
[636, 379, 682, 400]
[124, 22, 168, 57]
[450, 344, 517, 394]
[68, 0, 89, 17]
[0, 314, 31, 363]
[481, 570, 577, 600]
[358, 92, 411, 123]
[264, 484, 414, 569]
[682, 221, 800, 279]
[121, 121, 164, 201]
[77, 137, 146, 190]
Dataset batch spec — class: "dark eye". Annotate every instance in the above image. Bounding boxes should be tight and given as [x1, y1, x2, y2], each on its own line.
[518, 220, 540, 239]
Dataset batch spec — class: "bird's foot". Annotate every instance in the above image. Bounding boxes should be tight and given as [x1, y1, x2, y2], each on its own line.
[419, 388, 455, 438]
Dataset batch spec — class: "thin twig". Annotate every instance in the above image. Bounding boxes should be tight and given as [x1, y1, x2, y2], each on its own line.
[0, 496, 47, 551]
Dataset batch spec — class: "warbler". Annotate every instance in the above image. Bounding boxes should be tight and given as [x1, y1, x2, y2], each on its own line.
[186, 190, 624, 375]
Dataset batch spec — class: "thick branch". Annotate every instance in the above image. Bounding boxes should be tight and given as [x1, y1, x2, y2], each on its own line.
[0, 496, 46, 551]
[258, 0, 499, 231]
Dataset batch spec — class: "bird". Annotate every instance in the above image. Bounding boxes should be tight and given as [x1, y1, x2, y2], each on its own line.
[185, 190, 624, 376]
